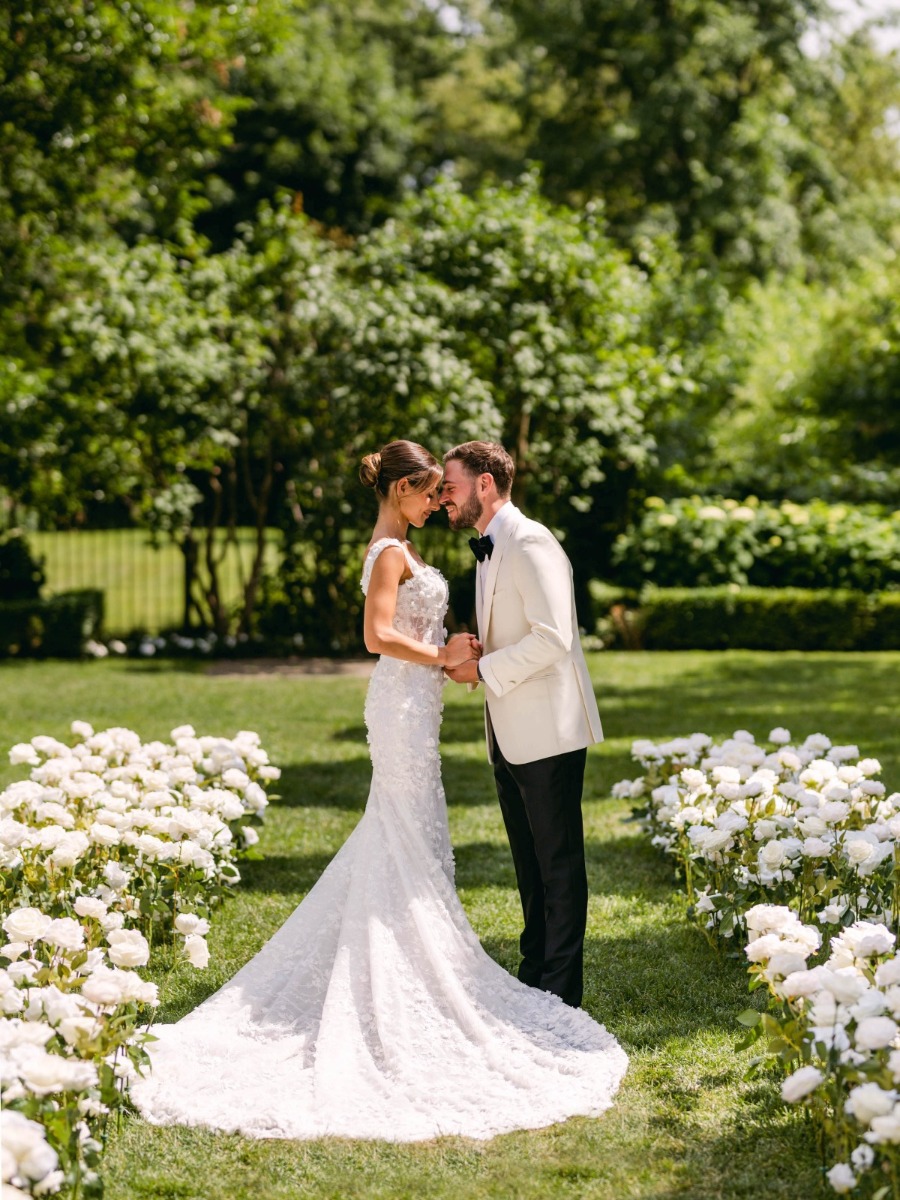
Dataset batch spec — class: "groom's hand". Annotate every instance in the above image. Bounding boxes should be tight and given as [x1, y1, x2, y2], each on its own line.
[445, 660, 479, 684]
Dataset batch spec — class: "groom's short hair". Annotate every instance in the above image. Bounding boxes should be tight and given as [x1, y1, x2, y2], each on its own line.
[444, 441, 515, 498]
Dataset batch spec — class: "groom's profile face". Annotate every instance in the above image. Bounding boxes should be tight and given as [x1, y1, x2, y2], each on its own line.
[440, 460, 484, 531]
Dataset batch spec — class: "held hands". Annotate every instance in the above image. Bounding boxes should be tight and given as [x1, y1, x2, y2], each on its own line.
[444, 658, 479, 684]
[443, 632, 481, 670]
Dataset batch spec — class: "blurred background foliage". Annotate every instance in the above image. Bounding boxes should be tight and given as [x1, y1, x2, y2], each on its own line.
[1, 0, 899, 646]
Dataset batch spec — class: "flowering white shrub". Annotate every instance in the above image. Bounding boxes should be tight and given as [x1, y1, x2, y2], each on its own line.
[743, 905, 900, 1196]
[616, 728, 898, 941]
[617, 730, 899, 1196]
[0, 723, 280, 1199]
[1, 722, 278, 965]
[0, 901, 158, 1198]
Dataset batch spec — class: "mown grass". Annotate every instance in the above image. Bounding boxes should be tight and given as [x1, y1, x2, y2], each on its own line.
[28, 528, 282, 635]
[2, 651, 898, 1199]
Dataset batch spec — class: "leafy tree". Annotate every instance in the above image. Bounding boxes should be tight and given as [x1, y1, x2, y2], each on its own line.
[451, 0, 900, 279]
[358, 173, 693, 597]
[199, 0, 459, 242]
[801, 266, 900, 491]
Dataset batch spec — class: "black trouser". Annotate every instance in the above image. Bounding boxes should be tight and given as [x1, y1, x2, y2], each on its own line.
[490, 717, 588, 1008]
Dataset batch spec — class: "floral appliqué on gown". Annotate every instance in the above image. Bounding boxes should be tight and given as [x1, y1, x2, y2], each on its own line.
[130, 538, 628, 1140]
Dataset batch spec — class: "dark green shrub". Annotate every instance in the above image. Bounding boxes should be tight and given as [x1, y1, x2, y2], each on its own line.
[866, 593, 900, 651]
[0, 590, 104, 658]
[0, 533, 46, 600]
[635, 587, 872, 651]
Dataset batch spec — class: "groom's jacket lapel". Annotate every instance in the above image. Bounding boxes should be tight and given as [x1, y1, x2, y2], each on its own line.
[480, 507, 519, 640]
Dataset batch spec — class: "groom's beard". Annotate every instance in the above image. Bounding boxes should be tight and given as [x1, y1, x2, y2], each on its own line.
[446, 492, 483, 531]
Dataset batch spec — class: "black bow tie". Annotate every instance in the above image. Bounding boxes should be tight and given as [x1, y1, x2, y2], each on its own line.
[469, 534, 493, 563]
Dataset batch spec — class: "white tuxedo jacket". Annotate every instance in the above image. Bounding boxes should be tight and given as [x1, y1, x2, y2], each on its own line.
[474, 505, 603, 765]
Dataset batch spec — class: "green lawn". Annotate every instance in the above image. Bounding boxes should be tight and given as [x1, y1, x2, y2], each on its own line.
[29, 528, 283, 635]
[3, 651, 897, 1200]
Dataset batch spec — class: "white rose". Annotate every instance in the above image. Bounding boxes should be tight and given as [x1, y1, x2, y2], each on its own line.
[876, 959, 900, 988]
[851, 1144, 875, 1171]
[89, 822, 121, 847]
[240, 826, 260, 848]
[222, 767, 250, 790]
[803, 837, 833, 858]
[9, 743, 40, 766]
[819, 902, 848, 925]
[845, 838, 878, 866]
[853, 925, 896, 959]
[858, 758, 883, 776]
[768, 727, 791, 745]
[859, 781, 886, 797]
[183, 935, 210, 969]
[780, 966, 831, 999]
[11, 1044, 99, 1094]
[49, 830, 90, 870]
[820, 969, 868, 1008]
[100, 911, 125, 933]
[855, 1016, 899, 1051]
[781, 1065, 824, 1103]
[745, 904, 803, 936]
[27, 984, 83, 1025]
[851, 990, 888, 1021]
[753, 820, 782, 840]
[106, 929, 150, 968]
[799, 815, 828, 837]
[758, 841, 787, 870]
[1, 1110, 59, 1184]
[745, 934, 786, 962]
[2, 909, 52, 944]
[73, 897, 108, 921]
[70, 720, 94, 739]
[103, 861, 131, 891]
[80, 969, 127, 1008]
[831, 923, 896, 968]
[846, 1083, 897, 1126]
[174, 914, 210, 936]
[0, 818, 32, 849]
[820, 801, 850, 824]
[39, 918, 85, 953]
[58, 1015, 100, 1047]
[766, 951, 809, 980]
[865, 1102, 900, 1144]
[1, 942, 29, 962]
[826, 1163, 856, 1193]
[0, 1018, 54, 1049]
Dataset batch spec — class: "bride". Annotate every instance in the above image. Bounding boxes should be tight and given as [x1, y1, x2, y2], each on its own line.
[130, 439, 628, 1141]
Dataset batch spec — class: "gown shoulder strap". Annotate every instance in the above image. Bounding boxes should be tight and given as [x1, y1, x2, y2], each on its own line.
[360, 538, 415, 595]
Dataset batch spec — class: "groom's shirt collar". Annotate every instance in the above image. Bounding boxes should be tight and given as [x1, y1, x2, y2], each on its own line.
[482, 501, 516, 545]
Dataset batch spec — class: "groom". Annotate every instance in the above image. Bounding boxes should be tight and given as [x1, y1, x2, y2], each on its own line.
[441, 441, 603, 1009]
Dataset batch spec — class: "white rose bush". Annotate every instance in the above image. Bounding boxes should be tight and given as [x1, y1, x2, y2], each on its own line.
[616, 728, 900, 1195]
[0, 722, 280, 1198]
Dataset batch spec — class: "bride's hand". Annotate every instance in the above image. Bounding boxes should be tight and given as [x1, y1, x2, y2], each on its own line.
[443, 633, 480, 669]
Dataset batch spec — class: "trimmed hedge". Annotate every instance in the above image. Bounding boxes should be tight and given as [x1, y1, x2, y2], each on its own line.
[0, 590, 104, 658]
[599, 587, 900, 651]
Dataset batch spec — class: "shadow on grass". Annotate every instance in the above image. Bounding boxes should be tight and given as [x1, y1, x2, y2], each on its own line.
[594, 652, 900, 754]
[328, 699, 489, 747]
[274, 755, 500, 811]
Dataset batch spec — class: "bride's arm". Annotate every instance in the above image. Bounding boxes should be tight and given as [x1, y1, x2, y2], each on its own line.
[364, 548, 477, 668]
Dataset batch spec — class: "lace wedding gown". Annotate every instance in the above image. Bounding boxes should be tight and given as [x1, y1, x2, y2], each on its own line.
[131, 539, 628, 1140]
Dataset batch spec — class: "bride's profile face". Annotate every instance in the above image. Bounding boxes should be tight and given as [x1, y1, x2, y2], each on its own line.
[397, 479, 441, 528]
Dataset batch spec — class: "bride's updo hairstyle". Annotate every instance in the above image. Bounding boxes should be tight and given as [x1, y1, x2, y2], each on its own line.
[359, 440, 442, 501]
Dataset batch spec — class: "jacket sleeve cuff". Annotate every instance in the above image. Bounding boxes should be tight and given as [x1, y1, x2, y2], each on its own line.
[477, 654, 501, 697]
